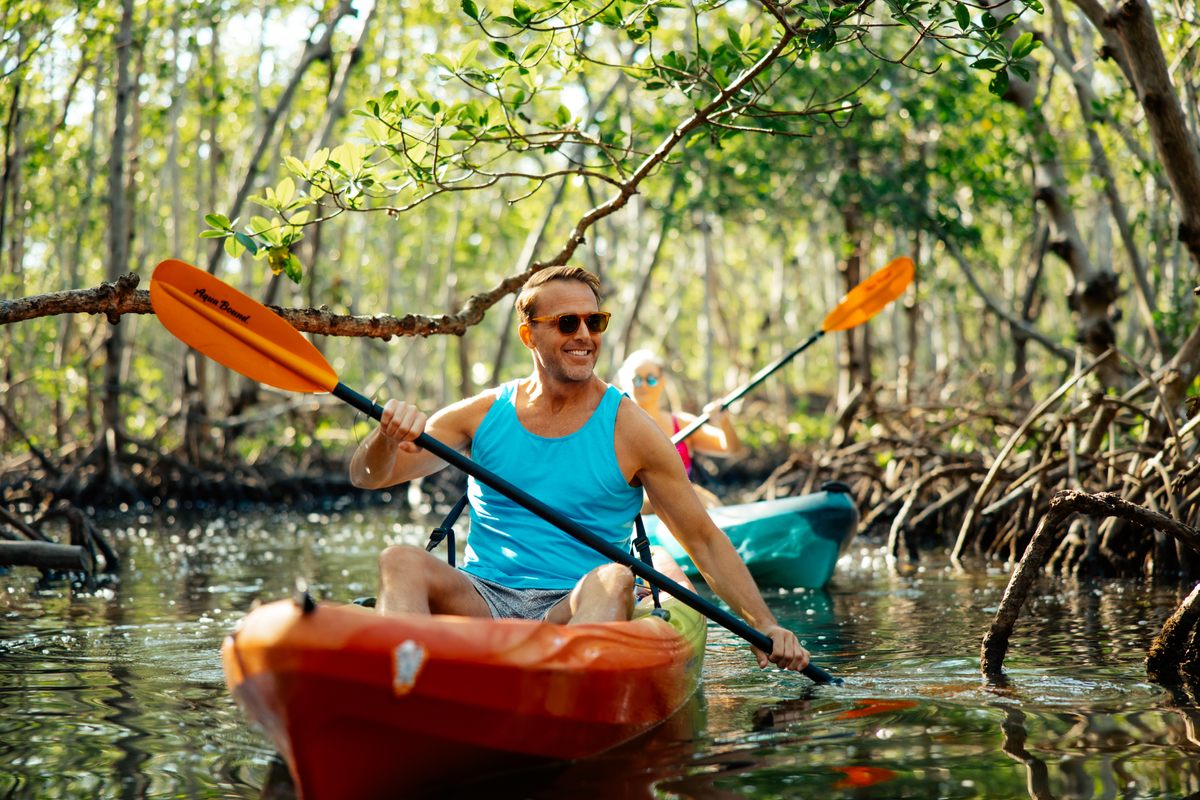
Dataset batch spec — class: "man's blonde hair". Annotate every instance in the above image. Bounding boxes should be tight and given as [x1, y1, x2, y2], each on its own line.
[516, 266, 602, 321]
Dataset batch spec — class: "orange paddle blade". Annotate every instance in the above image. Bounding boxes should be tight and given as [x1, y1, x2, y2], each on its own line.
[821, 256, 915, 332]
[149, 258, 337, 394]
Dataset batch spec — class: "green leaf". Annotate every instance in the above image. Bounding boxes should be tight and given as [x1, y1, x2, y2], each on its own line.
[283, 155, 308, 176]
[460, 39, 483, 66]
[199, 229, 226, 239]
[234, 232, 259, 254]
[970, 57, 1003, 70]
[284, 253, 303, 284]
[224, 236, 245, 259]
[807, 27, 833, 50]
[204, 213, 231, 230]
[988, 69, 1010, 95]
[981, 11, 997, 28]
[1010, 31, 1035, 59]
[489, 41, 516, 62]
[513, 0, 533, 25]
[274, 177, 296, 208]
[461, 0, 479, 20]
[739, 22, 753, 48]
[954, 3, 970, 29]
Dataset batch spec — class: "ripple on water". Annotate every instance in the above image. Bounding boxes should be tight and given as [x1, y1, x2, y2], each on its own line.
[4, 517, 1200, 799]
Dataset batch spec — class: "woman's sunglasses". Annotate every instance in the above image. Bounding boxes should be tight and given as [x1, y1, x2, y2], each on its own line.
[527, 311, 612, 335]
[632, 374, 660, 387]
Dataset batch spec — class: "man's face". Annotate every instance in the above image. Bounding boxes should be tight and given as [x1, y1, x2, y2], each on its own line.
[521, 281, 603, 384]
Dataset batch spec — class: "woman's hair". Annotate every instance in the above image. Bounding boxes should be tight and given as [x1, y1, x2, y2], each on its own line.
[617, 349, 664, 394]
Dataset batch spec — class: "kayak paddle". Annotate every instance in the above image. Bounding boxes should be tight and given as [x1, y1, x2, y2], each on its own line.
[149, 258, 840, 685]
[672, 255, 915, 445]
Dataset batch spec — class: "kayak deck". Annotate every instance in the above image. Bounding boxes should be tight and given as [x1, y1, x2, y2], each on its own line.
[645, 487, 859, 588]
[223, 595, 706, 799]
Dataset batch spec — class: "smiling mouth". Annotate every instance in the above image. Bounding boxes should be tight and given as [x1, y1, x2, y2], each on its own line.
[565, 348, 591, 358]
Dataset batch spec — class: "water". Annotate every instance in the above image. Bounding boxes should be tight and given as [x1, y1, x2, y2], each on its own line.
[1, 504, 1198, 799]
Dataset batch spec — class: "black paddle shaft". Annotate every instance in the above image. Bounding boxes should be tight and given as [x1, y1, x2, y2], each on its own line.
[332, 382, 839, 686]
[672, 331, 825, 445]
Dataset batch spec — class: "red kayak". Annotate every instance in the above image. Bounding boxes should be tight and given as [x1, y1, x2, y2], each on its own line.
[222, 592, 706, 799]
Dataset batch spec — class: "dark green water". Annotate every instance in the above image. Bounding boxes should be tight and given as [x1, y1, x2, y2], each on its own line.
[1, 503, 1197, 799]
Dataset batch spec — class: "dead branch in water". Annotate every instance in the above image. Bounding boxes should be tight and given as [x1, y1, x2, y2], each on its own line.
[979, 490, 1200, 679]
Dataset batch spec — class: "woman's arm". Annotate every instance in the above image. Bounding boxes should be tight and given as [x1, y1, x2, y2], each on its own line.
[676, 402, 743, 457]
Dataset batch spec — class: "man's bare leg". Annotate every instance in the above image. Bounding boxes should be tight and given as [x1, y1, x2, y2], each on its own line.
[376, 544, 491, 617]
[543, 563, 635, 625]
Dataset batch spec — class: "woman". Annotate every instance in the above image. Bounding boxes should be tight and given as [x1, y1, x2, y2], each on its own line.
[618, 349, 743, 509]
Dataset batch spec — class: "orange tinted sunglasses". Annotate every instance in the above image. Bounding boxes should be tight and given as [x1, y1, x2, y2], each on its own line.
[527, 311, 611, 334]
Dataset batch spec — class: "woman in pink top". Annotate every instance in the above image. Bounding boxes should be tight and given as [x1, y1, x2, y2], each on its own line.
[618, 349, 743, 509]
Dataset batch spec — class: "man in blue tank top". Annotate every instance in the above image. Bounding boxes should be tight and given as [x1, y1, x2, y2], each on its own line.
[349, 266, 810, 672]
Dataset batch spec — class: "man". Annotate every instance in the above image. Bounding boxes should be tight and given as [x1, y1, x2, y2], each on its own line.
[350, 265, 809, 671]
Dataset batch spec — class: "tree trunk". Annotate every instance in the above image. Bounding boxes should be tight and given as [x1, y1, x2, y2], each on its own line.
[489, 180, 567, 385]
[1045, 6, 1163, 362]
[1101, 0, 1200, 276]
[53, 63, 103, 447]
[203, 0, 356, 275]
[833, 154, 866, 445]
[1098, 0, 1200, 418]
[227, 1, 377, 442]
[182, 0, 356, 461]
[1, 46, 25, 445]
[614, 207, 673, 366]
[1011, 225, 1049, 404]
[99, 0, 135, 491]
[1002, 73, 1122, 386]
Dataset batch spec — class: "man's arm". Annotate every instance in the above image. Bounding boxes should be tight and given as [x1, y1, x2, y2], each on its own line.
[616, 401, 808, 671]
[349, 392, 494, 489]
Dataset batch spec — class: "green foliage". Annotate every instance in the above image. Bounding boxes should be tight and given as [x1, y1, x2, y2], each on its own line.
[7, 0, 1196, 470]
[785, 412, 834, 446]
[218, 0, 1045, 280]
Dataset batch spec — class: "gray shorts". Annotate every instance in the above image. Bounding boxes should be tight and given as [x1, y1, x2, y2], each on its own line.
[463, 572, 572, 621]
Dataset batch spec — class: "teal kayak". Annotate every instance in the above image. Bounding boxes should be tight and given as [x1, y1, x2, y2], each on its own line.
[643, 483, 859, 589]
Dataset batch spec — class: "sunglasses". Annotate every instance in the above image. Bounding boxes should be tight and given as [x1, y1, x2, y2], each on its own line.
[527, 311, 612, 335]
[632, 374, 660, 387]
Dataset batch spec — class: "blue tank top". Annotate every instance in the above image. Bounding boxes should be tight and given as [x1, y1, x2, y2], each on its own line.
[462, 380, 643, 589]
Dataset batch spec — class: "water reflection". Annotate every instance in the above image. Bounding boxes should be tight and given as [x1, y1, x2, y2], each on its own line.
[2, 508, 1200, 799]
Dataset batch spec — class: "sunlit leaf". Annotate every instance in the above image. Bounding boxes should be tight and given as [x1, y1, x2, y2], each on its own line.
[204, 213, 231, 230]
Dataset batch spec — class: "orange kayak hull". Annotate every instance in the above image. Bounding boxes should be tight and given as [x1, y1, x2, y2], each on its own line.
[222, 597, 706, 799]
